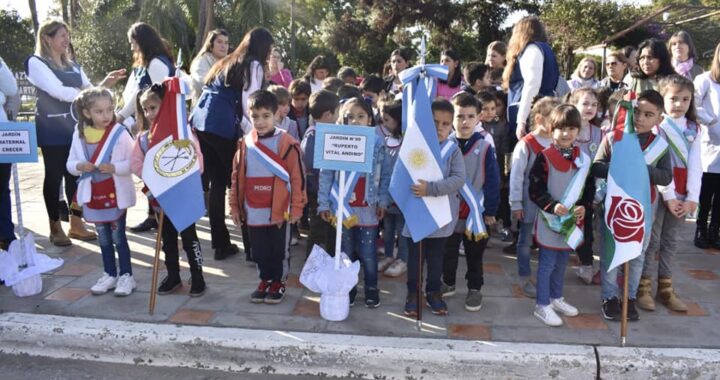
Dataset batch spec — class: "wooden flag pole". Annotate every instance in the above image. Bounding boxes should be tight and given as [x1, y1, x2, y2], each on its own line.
[416, 241, 423, 330]
[148, 210, 165, 315]
[620, 261, 630, 346]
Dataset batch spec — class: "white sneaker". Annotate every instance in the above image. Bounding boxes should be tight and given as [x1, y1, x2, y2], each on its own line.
[384, 260, 407, 277]
[551, 297, 579, 317]
[534, 304, 563, 326]
[114, 273, 136, 297]
[90, 273, 117, 295]
[575, 265, 593, 285]
[378, 257, 395, 272]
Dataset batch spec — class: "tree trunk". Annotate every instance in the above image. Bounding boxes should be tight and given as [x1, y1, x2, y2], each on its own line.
[28, 0, 39, 35]
[69, 0, 79, 29]
[195, 0, 215, 55]
[60, 0, 68, 23]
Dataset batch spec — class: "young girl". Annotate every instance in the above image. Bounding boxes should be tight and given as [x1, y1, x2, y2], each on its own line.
[304, 55, 331, 94]
[624, 39, 675, 93]
[437, 50, 463, 100]
[66, 88, 137, 296]
[528, 104, 590, 326]
[377, 100, 407, 277]
[131, 85, 206, 297]
[485, 41, 507, 70]
[668, 31, 704, 80]
[693, 42, 720, 250]
[568, 57, 600, 90]
[509, 96, 559, 298]
[640, 75, 702, 312]
[568, 87, 602, 285]
[318, 97, 388, 308]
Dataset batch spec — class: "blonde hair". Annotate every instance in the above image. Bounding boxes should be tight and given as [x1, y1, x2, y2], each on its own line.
[711, 42, 720, 84]
[530, 96, 560, 130]
[572, 57, 598, 80]
[503, 16, 548, 90]
[35, 20, 71, 69]
[73, 87, 116, 139]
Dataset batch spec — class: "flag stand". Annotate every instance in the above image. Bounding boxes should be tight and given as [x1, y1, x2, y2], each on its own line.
[148, 210, 165, 315]
[416, 241, 423, 330]
[620, 261, 630, 346]
[334, 171, 346, 270]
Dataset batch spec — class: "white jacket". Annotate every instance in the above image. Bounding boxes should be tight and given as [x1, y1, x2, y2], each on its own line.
[694, 72, 720, 173]
[66, 127, 137, 210]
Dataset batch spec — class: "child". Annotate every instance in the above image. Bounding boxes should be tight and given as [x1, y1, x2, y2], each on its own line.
[268, 85, 300, 141]
[639, 74, 702, 312]
[568, 87, 602, 284]
[470, 92, 496, 147]
[529, 104, 591, 326]
[318, 97, 388, 308]
[442, 94, 500, 311]
[301, 90, 340, 256]
[403, 99, 466, 316]
[338, 66, 358, 85]
[129, 91, 158, 234]
[509, 96, 560, 297]
[377, 100, 408, 277]
[66, 88, 137, 296]
[288, 79, 312, 138]
[130, 85, 206, 297]
[593, 90, 673, 321]
[360, 74, 386, 123]
[461, 62, 490, 96]
[485, 41, 507, 71]
[437, 50, 463, 100]
[303, 55, 331, 94]
[230, 90, 306, 304]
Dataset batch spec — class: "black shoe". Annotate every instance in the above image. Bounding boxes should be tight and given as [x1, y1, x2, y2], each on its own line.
[251, 280, 271, 303]
[58, 201, 70, 222]
[349, 286, 357, 307]
[695, 225, 710, 249]
[601, 297, 620, 321]
[710, 224, 720, 250]
[189, 273, 206, 297]
[245, 249, 254, 262]
[264, 281, 286, 304]
[130, 217, 158, 232]
[627, 299, 640, 321]
[365, 288, 380, 308]
[425, 291, 448, 315]
[157, 275, 182, 295]
[502, 238, 517, 254]
[214, 244, 239, 260]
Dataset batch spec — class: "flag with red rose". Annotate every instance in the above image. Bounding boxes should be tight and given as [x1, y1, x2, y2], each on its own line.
[603, 97, 652, 272]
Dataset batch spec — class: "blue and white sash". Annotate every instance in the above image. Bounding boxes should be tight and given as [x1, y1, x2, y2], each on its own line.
[329, 171, 361, 229]
[660, 116, 694, 166]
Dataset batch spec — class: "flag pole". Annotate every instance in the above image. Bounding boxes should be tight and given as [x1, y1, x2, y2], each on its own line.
[334, 171, 345, 270]
[416, 240, 423, 330]
[620, 261, 630, 346]
[148, 210, 165, 315]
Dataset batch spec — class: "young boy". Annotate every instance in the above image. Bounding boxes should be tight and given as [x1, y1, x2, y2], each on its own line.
[360, 74, 386, 124]
[268, 85, 300, 141]
[404, 99, 466, 316]
[529, 104, 592, 326]
[471, 92, 496, 148]
[461, 62, 490, 96]
[442, 93, 500, 311]
[288, 79, 312, 139]
[509, 97, 559, 298]
[230, 90, 306, 304]
[592, 90, 673, 321]
[301, 90, 340, 256]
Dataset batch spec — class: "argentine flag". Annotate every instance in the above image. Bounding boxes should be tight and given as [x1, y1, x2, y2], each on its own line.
[142, 77, 205, 231]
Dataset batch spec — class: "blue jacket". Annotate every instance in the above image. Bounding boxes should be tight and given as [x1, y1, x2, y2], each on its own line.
[190, 75, 243, 140]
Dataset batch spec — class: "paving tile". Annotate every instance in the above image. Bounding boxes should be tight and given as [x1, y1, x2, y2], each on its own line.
[169, 309, 215, 325]
[668, 302, 707, 317]
[563, 313, 608, 330]
[53, 263, 96, 277]
[44, 287, 90, 302]
[483, 263, 504, 275]
[511, 284, 525, 299]
[293, 296, 321, 318]
[686, 269, 719, 281]
[285, 273, 302, 288]
[448, 324, 492, 341]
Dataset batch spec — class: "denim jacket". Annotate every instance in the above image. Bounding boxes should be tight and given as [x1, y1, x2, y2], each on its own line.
[318, 137, 388, 212]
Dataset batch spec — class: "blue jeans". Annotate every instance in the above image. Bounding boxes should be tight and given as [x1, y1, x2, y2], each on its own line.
[406, 237, 447, 293]
[601, 254, 645, 300]
[517, 222, 533, 277]
[383, 212, 408, 262]
[536, 246, 570, 306]
[95, 213, 132, 277]
[342, 226, 378, 290]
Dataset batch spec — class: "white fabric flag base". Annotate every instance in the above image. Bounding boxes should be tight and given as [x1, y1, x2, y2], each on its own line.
[0, 233, 63, 297]
[300, 244, 360, 321]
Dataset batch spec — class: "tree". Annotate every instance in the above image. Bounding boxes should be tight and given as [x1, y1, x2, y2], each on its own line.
[0, 10, 36, 72]
[28, 0, 39, 35]
[195, 0, 215, 53]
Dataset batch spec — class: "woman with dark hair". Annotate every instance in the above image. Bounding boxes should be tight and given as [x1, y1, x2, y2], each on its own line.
[623, 39, 675, 93]
[436, 49, 463, 99]
[190, 28, 229, 103]
[303, 55, 331, 94]
[191, 27, 274, 260]
[383, 49, 410, 95]
[668, 30, 704, 80]
[25, 20, 125, 245]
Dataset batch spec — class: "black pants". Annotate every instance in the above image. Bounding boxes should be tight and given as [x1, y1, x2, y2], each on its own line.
[305, 192, 336, 256]
[196, 131, 237, 250]
[406, 236, 447, 293]
[161, 214, 202, 276]
[443, 232, 488, 290]
[41, 145, 79, 221]
[576, 207, 595, 266]
[698, 172, 720, 227]
[0, 164, 15, 242]
[248, 223, 288, 282]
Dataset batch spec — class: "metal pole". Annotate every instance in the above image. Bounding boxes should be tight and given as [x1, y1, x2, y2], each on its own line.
[11, 164, 28, 268]
[416, 241, 423, 330]
[149, 210, 165, 315]
[620, 261, 630, 347]
[334, 170, 345, 270]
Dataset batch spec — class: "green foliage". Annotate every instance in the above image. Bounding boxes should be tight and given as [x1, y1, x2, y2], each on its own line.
[652, 0, 720, 68]
[0, 10, 35, 72]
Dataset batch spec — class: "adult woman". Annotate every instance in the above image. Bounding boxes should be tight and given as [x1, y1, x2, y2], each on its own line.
[599, 51, 628, 92]
[668, 30, 704, 80]
[383, 49, 410, 95]
[436, 49, 463, 100]
[191, 27, 273, 260]
[503, 15, 560, 141]
[623, 39, 675, 93]
[25, 20, 124, 245]
[190, 29, 229, 104]
[268, 47, 293, 88]
[0, 56, 18, 250]
[568, 57, 600, 90]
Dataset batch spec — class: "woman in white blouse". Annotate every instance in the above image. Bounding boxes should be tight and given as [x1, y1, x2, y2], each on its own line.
[190, 29, 229, 104]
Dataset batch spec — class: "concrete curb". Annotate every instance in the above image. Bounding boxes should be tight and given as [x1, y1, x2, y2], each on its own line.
[1, 313, 719, 379]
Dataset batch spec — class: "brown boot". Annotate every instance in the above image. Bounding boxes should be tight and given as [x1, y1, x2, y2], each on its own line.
[637, 276, 655, 311]
[68, 215, 97, 241]
[657, 277, 687, 312]
[49, 219, 72, 247]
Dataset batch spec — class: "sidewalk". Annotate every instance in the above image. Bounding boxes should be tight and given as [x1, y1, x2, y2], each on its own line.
[2, 161, 720, 349]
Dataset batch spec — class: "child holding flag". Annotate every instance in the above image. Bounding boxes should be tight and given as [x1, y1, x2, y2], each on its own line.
[67, 88, 137, 296]
[592, 90, 673, 321]
[529, 104, 592, 326]
[441, 93, 500, 311]
[639, 75, 702, 312]
[230, 90, 306, 304]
